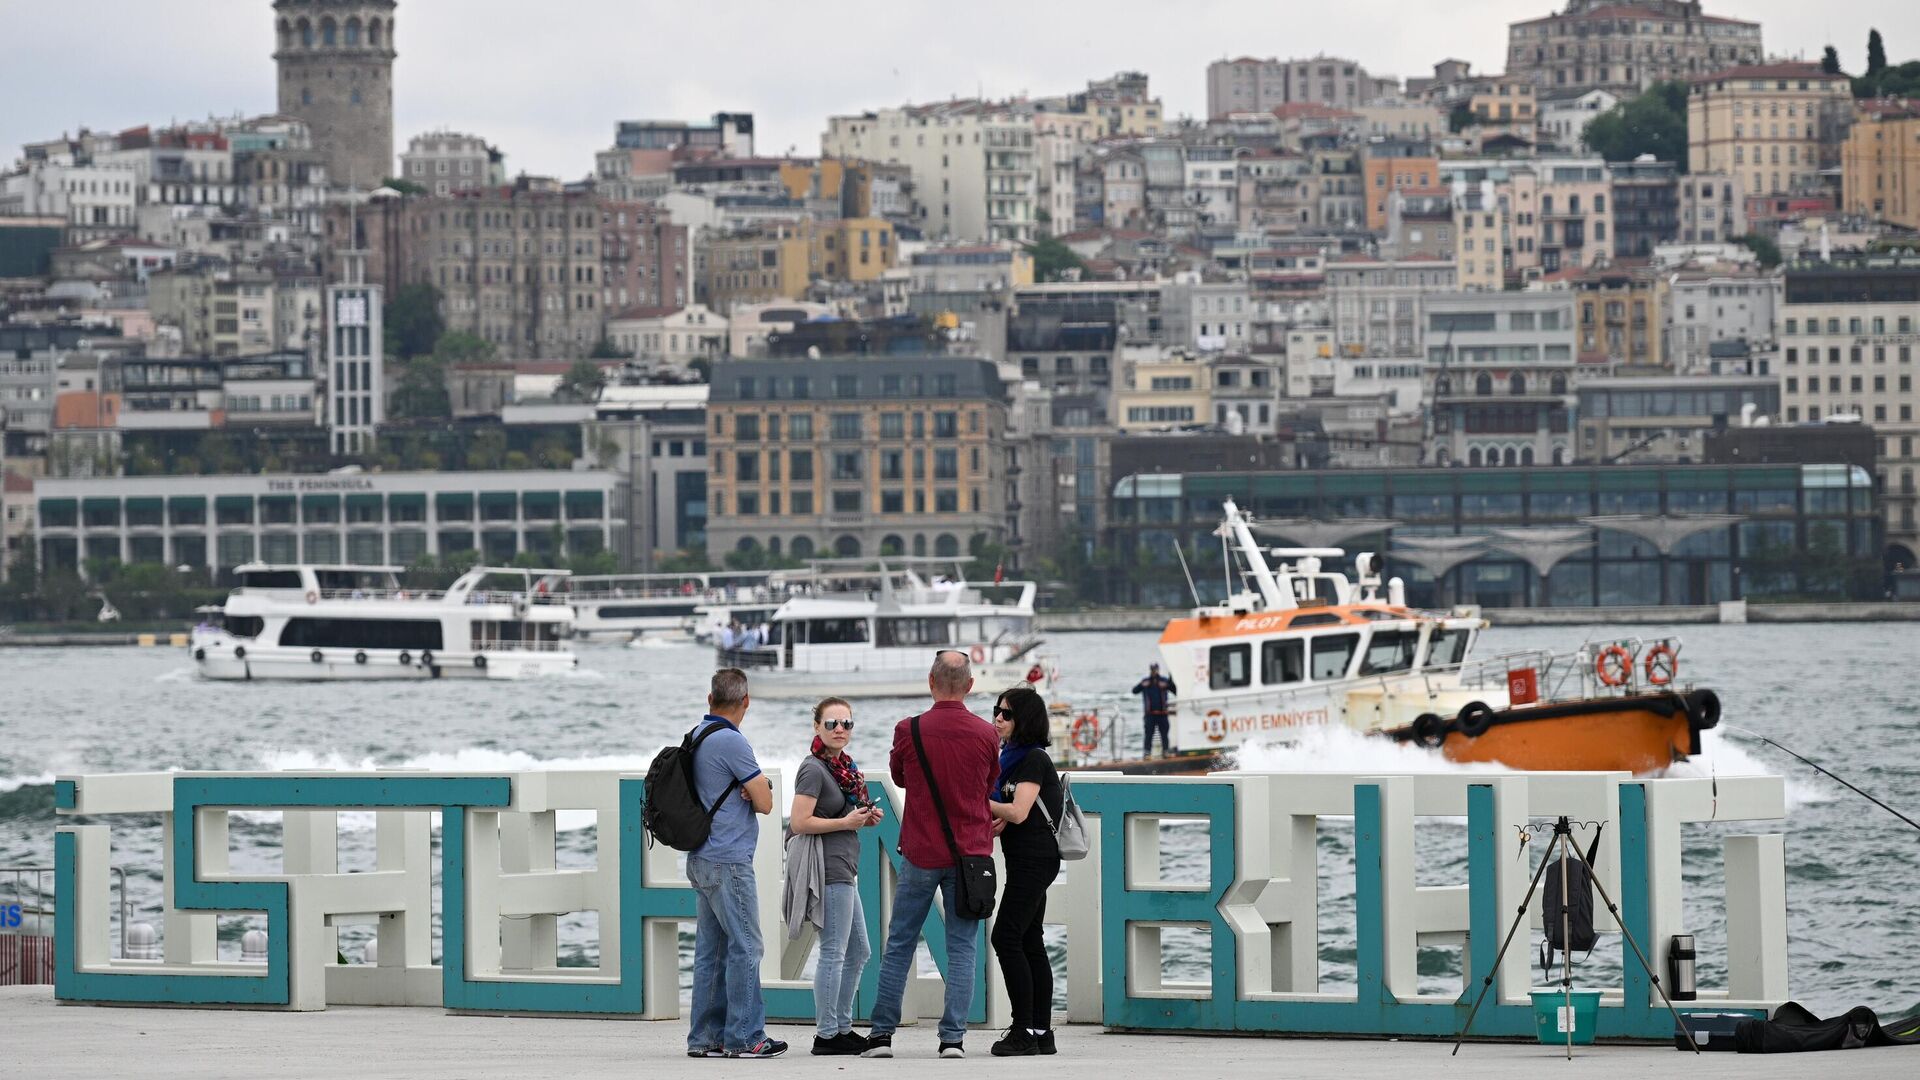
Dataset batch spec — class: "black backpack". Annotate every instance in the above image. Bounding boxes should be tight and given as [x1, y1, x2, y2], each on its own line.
[1541, 826, 1603, 979]
[641, 722, 740, 852]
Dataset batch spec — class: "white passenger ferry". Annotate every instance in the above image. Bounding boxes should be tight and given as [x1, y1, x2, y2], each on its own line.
[560, 571, 786, 641]
[715, 559, 1044, 698]
[189, 563, 577, 681]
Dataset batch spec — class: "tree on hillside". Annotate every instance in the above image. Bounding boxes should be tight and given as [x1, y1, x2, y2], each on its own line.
[381, 177, 428, 196]
[384, 284, 445, 360]
[1735, 233, 1783, 269]
[389, 357, 452, 419]
[1581, 81, 1690, 169]
[1869, 29, 1888, 76]
[555, 360, 607, 403]
[431, 330, 497, 366]
[1822, 46, 1842, 75]
[1448, 103, 1477, 134]
[1023, 236, 1086, 283]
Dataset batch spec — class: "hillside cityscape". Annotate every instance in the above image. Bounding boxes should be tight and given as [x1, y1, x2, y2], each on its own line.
[5, 0, 1920, 624]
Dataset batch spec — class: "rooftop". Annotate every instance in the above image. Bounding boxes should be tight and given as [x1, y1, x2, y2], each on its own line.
[1693, 62, 1849, 85]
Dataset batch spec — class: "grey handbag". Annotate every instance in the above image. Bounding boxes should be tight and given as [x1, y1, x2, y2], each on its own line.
[1037, 771, 1090, 861]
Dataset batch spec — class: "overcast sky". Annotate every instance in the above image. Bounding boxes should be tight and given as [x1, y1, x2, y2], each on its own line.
[2, 1, 1910, 178]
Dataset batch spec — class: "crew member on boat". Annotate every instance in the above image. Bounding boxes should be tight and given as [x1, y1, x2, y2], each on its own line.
[1132, 662, 1178, 758]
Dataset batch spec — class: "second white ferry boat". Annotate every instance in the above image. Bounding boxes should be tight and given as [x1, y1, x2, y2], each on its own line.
[190, 563, 577, 681]
[715, 559, 1043, 698]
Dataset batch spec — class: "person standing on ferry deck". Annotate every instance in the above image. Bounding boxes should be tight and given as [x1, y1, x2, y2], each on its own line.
[986, 685, 1063, 1057]
[787, 697, 884, 1056]
[1132, 661, 1178, 757]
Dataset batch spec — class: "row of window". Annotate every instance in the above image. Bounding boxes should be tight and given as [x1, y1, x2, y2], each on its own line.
[719, 410, 974, 440]
[725, 446, 981, 482]
[728, 372, 961, 401]
[1206, 628, 1472, 691]
[1784, 316, 1916, 336]
[718, 488, 978, 516]
[1784, 345, 1916, 365]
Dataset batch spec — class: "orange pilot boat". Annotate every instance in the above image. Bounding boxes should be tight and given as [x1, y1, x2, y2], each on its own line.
[1062, 498, 1719, 776]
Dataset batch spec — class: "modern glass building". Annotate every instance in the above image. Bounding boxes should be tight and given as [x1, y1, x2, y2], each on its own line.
[35, 470, 625, 581]
[1105, 463, 1882, 607]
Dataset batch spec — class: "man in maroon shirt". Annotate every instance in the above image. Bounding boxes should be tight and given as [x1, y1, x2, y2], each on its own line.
[861, 650, 999, 1060]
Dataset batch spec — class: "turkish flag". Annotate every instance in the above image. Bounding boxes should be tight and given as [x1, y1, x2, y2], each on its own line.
[993, 563, 1004, 585]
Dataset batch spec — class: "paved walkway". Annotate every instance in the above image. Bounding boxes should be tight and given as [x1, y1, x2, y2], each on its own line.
[7, 987, 1917, 1078]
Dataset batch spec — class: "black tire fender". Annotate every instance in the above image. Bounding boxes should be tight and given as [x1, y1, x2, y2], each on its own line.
[473, 654, 488, 670]
[233, 645, 246, 660]
[1411, 712, 1448, 749]
[420, 650, 435, 668]
[1457, 700, 1496, 738]
[194, 648, 207, 661]
[354, 651, 368, 665]
[310, 649, 323, 664]
[1686, 688, 1721, 730]
[398, 651, 412, 666]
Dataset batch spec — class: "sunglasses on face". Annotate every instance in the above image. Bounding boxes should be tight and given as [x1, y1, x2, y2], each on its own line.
[992, 706, 1012, 719]
[821, 718, 855, 732]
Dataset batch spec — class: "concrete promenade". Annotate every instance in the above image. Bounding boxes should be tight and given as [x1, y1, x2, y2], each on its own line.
[7, 987, 1917, 1079]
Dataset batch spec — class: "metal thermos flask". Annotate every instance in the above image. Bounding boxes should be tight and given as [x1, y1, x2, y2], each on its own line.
[1668, 934, 1698, 1001]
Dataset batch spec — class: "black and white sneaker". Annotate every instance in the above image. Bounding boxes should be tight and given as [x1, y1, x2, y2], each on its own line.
[727, 1038, 788, 1059]
[860, 1033, 894, 1058]
[939, 1040, 966, 1059]
[687, 1046, 723, 1059]
[991, 1027, 1038, 1057]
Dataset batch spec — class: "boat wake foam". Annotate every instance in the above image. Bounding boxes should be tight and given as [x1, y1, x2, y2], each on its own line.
[1229, 725, 1511, 776]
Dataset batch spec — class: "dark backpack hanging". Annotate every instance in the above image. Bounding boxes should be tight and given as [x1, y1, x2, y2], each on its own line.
[1541, 825, 1603, 980]
[641, 722, 740, 852]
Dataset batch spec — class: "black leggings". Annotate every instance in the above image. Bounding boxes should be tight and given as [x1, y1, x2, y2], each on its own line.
[991, 854, 1061, 1031]
[1144, 714, 1171, 757]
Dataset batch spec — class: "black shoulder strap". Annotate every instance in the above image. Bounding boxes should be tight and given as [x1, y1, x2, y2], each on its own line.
[1585, 823, 1605, 869]
[688, 720, 741, 818]
[910, 714, 965, 865]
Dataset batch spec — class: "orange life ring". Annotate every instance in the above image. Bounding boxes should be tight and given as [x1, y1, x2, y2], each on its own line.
[305, 590, 318, 605]
[1595, 644, 1632, 687]
[1070, 713, 1101, 753]
[1643, 643, 1679, 686]
[970, 645, 986, 664]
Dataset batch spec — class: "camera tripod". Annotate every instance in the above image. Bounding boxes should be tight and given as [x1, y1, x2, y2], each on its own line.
[1451, 815, 1700, 1058]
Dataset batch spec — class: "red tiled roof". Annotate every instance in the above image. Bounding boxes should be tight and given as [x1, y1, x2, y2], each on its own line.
[1693, 62, 1846, 84]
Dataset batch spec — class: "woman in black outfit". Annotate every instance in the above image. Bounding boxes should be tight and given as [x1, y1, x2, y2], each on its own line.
[986, 685, 1063, 1057]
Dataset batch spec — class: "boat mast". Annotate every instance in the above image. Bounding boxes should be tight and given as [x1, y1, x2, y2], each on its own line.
[1220, 498, 1293, 611]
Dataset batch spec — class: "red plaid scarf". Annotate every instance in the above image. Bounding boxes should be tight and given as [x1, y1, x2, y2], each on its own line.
[810, 736, 869, 806]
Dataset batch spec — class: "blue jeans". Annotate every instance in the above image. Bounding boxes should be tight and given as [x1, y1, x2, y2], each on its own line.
[868, 858, 980, 1044]
[686, 855, 767, 1052]
[815, 881, 871, 1037]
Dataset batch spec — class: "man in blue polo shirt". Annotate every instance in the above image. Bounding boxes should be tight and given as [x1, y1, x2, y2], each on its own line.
[686, 667, 784, 1059]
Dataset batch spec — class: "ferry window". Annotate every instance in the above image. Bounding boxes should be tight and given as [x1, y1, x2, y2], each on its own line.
[1309, 633, 1360, 680]
[808, 619, 869, 644]
[1261, 639, 1304, 684]
[226, 616, 265, 638]
[240, 570, 304, 589]
[1209, 644, 1251, 689]
[1426, 628, 1471, 668]
[877, 617, 953, 647]
[281, 618, 444, 651]
[1359, 629, 1419, 676]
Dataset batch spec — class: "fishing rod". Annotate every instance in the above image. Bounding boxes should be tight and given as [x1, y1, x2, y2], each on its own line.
[1725, 723, 1920, 835]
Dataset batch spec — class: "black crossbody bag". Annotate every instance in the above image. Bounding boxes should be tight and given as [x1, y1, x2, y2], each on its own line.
[910, 714, 997, 920]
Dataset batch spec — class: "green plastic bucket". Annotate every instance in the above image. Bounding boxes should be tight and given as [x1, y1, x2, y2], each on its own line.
[1531, 988, 1602, 1045]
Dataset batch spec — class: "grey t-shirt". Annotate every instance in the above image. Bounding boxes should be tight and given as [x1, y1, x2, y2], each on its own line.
[793, 755, 860, 884]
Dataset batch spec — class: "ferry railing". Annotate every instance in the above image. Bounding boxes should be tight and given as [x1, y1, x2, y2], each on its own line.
[710, 644, 1040, 675]
[3, 864, 129, 958]
[473, 639, 566, 653]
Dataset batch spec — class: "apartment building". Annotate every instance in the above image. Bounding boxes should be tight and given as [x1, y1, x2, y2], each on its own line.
[1469, 78, 1537, 128]
[1687, 62, 1852, 197]
[1842, 103, 1920, 231]
[339, 184, 689, 358]
[704, 222, 811, 314]
[1361, 148, 1439, 233]
[1206, 55, 1399, 118]
[1327, 256, 1459, 359]
[1507, 0, 1763, 97]
[1776, 259, 1920, 560]
[1424, 291, 1580, 467]
[822, 102, 1037, 244]
[1676, 171, 1746, 242]
[704, 356, 1009, 560]
[1665, 268, 1779, 374]
[1573, 263, 1667, 368]
[148, 266, 280, 357]
[1115, 347, 1210, 432]
[399, 131, 504, 196]
[1536, 88, 1620, 151]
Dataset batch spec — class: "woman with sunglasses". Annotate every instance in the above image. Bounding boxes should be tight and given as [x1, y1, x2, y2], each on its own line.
[789, 697, 884, 1056]
[986, 685, 1063, 1057]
